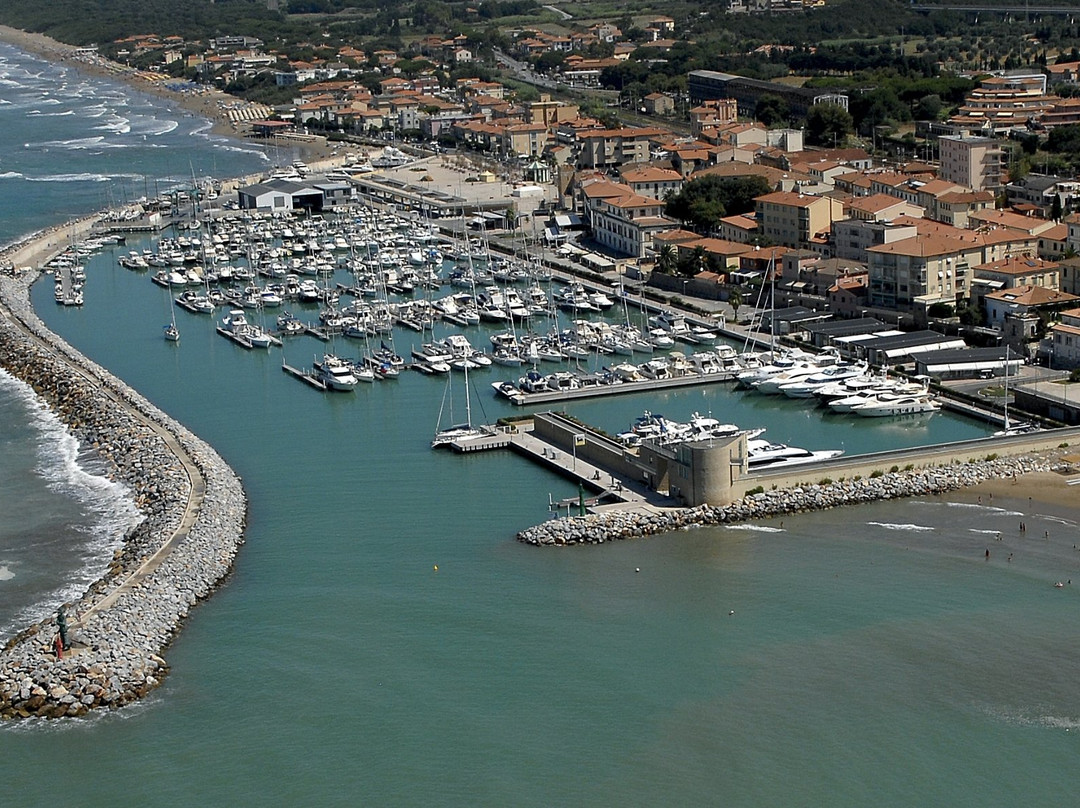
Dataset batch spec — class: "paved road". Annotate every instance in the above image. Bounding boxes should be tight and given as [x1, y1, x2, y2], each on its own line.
[543, 4, 573, 19]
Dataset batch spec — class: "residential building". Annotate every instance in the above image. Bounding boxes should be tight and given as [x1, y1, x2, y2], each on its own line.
[643, 93, 675, 116]
[619, 165, 684, 200]
[1005, 173, 1080, 217]
[832, 219, 919, 262]
[592, 191, 676, 257]
[846, 194, 925, 222]
[1049, 307, 1080, 368]
[718, 213, 759, 243]
[949, 73, 1056, 133]
[576, 127, 665, 169]
[984, 285, 1079, 329]
[973, 255, 1060, 291]
[754, 191, 845, 249]
[938, 134, 1004, 192]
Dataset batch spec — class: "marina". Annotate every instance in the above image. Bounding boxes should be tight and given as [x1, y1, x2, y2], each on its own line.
[2, 36, 1080, 808]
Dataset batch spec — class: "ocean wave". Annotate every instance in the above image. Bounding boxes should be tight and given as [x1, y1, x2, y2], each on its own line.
[212, 143, 271, 161]
[929, 501, 1025, 517]
[867, 521, 935, 532]
[725, 524, 785, 533]
[983, 704, 1080, 731]
[135, 118, 180, 137]
[26, 173, 110, 183]
[0, 171, 24, 180]
[24, 135, 108, 151]
[0, 370, 141, 638]
[968, 528, 1002, 535]
[26, 109, 76, 117]
[93, 114, 131, 135]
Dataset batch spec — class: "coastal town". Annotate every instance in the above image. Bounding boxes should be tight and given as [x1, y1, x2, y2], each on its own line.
[3, 0, 1080, 764]
[40, 8, 1080, 431]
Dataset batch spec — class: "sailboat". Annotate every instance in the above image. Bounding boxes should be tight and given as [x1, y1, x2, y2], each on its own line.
[993, 346, 1039, 436]
[431, 362, 487, 448]
[163, 294, 180, 341]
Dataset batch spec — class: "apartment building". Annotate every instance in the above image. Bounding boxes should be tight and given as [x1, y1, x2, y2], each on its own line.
[938, 135, 1004, 192]
[754, 191, 844, 248]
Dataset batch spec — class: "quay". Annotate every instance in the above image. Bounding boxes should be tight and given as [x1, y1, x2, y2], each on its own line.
[443, 417, 673, 511]
[448, 412, 1080, 522]
[492, 368, 736, 405]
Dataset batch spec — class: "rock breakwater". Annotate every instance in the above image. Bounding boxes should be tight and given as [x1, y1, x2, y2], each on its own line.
[518, 454, 1057, 547]
[0, 260, 247, 718]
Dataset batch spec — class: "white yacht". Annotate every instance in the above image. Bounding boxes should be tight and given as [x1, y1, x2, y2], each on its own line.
[851, 392, 941, 418]
[313, 355, 359, 390]
[779, 363, 868, 398]
[747, 439, 844, 470]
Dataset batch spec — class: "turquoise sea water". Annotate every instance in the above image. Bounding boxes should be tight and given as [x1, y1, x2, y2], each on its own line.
[3, 41, 1080, 807]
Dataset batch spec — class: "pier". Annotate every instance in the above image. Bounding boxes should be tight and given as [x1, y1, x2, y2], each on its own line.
[442, 418, 670, 510]
[53, 265, 83, 306]
[282, 362, 330, 390]
[492, 368, 736, 406]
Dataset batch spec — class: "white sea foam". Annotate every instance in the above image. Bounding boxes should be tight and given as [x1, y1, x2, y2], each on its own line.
[27, 173, 110, 183]
[929, 501, 1025, 517]
[0, 370, 141, 636]
[24, 135, 109, 151]
[0, 171, 23, 180]
[25, 109, 75, 117]
[984, 704, 1080, 730]
[726, 524, 785, 533]
[136, 118, 179, 137]
[0, 566, 14, 581]
[867, 521, 935, 532]
[968, 528, 1002, 535]
[94, 114, 131, 135]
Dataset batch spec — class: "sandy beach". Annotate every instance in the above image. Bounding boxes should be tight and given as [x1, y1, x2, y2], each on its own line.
[969, 466, 1080, 509]
[0, 24, 342, 164]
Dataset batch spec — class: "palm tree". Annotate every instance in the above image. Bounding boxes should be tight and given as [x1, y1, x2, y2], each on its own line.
[655, 244, 676, 275]
[728, 289, 743, 323]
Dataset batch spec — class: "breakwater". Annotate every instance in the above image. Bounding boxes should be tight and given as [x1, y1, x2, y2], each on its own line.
[517, 452, 1061, 546]
[0, 258, 246, 717]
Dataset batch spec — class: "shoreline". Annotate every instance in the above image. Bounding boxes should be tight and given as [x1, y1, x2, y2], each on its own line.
[518, 447, 1080, 546]
[0, 24, 342, 165]
[0, 232, 247, 718]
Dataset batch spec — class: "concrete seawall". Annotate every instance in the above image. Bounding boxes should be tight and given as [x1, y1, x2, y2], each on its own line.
[0, 233, 247, 718]
[517, 433, 1079, 547]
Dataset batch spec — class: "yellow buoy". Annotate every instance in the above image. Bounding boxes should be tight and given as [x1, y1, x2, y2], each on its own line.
[433, 565, 439, 572]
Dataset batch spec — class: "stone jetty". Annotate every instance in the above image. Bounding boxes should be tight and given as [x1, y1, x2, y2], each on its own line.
[0, 254, 246, 718]
[518, 454, 1059, 546]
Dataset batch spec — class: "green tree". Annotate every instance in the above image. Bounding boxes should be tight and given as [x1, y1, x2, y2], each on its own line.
[655, 244, 677, 275]
[755, 93, 789, 126]
[728, 289, 743, 323]
[913, 94, 942, 121]
[805, 102, 854, 147]
[664, 175, 772, 233]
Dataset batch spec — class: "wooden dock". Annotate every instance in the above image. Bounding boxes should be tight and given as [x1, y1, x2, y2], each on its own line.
[282, 363, 330, 390]
[217, 326, 253, 349]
